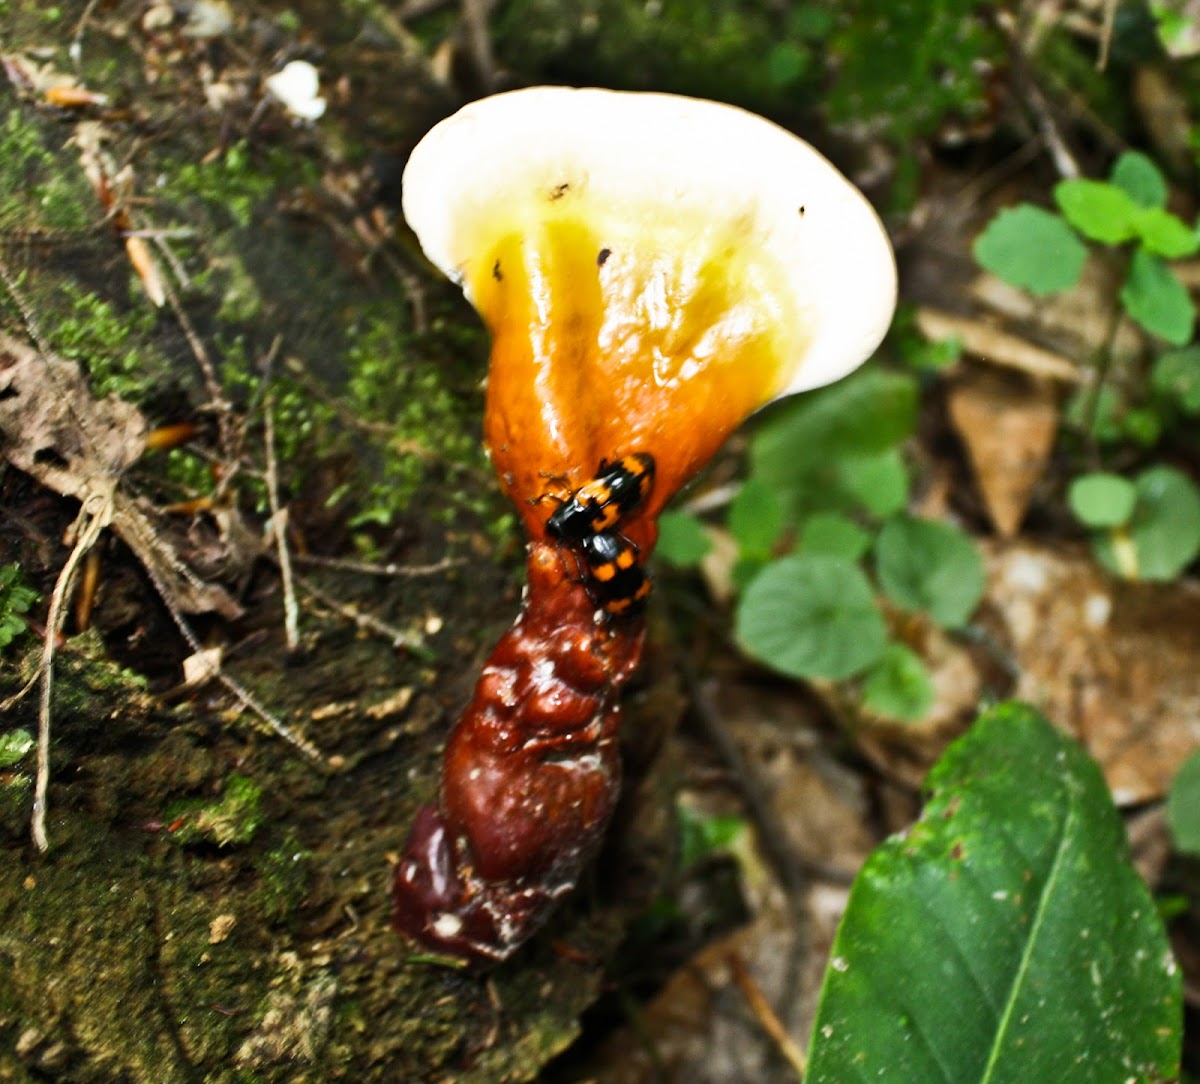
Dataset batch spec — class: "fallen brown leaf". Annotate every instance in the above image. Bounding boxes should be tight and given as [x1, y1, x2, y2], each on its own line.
[947, 366, 1061, 537]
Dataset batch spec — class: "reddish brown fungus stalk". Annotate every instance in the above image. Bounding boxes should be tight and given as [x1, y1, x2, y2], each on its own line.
[391, 87, 896, 964]
[392, 541, 645, 962]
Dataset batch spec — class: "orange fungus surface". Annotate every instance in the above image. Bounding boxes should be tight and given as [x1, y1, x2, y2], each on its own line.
[473, 208, 802, 536]
[401, 89, 896, 542]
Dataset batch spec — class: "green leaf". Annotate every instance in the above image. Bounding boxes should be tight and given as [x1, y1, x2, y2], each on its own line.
[1053, 179, 1139, 244]
[0, 729, 35, 770]
[1095, 465, 1200, 581]
[1120, 247, 1196, 345]
[655, 511, 713, 567]
[1167, 750, 1200, 857]
[874, 515, 985, 628]
[836, 448, 910, 519]
[797, 512, 872, 561]
[0, 563, 38, 651]
[1151, 345, 1200, 414]
[1132, 206, 1200, 258]
[677, 804, 747, 870]
[973, 204, 1087, 295]
[1110, 150, 1167, 208]
[750, 369, 919, 492]
[861, 643, 934, 722]
[807, 703, 1182, 1083]
[1068, 472, 1137, 528]
[735, 554, 887, 681]
[729, 477, 784, 559]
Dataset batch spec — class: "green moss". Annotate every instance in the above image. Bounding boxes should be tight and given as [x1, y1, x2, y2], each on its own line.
[167, 773, 265, 847]
[339, 303, 490, 534]
[826, 0, 1001, 144]
[167, 142, 318, 230]
[491, 0, 824, 118]
[0, 774, 33, 840]
[213, 249, 266, 323]
[45, 280, 166, 400]
[0, 106, 93, 232]
[253, 833, 312, 920]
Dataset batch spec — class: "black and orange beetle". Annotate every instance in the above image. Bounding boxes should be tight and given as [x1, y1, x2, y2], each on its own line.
[579, 532, 652, 617]
[546, 453, 655, 541]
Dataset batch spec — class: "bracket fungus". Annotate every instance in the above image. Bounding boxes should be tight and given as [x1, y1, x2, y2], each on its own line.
[392, 87, 896, 964]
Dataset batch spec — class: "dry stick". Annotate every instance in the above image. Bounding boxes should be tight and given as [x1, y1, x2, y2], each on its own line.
[32, 495, 109, 851]
[294, 552, 464, 578]
[674, 619, 827, 1061]
[293, 571, 429, 654]
[460, 0, 499, 91]
[1096, 0, 1118, 71]
[727, 951, 808, 1080]
[68, 0, 103, 65]
[263, 386, 300, 653]
[995, 7, 1081, 179]
[158, 273, 237, 480]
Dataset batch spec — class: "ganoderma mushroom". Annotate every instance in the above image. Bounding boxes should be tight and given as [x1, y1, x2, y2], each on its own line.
[393, 86, 896, 964]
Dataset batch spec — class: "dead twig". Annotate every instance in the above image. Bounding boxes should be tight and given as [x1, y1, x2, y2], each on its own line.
[32, 493, 110, 850]
[726, 951, 807, 1081]
[293, 572, 430, 656]
[294, 551, 465, 578]
[261, 348, 300, 654]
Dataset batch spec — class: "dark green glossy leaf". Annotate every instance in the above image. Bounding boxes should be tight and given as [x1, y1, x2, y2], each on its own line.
[807, 702, 1182, 1083]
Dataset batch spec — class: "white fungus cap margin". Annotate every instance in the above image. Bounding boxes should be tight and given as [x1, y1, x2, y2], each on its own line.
[402, 86, 897, 398]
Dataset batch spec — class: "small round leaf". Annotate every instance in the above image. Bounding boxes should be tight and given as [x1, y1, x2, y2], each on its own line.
[973, 204, 1087, 296]
[1151, 345, 1200, 414]
[875, 515, 985, 628]
[1110, 150, 1168, 209]
[735, 554, 887, 681]
[798, 512, 872, 561]
[1068, 472, 1137, 528]
[1053, 179, 1138, 244]
[1093, 465, 1200, 581]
